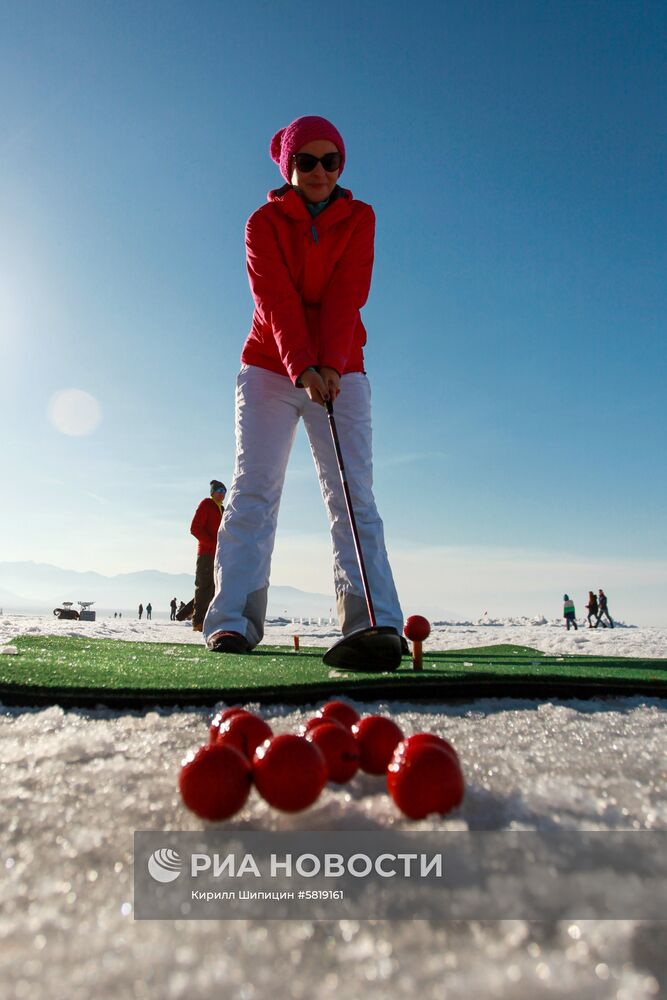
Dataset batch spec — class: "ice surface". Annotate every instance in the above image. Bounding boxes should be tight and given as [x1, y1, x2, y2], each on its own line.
[1, 616, 666, 998]
[2, 612, 666, 659]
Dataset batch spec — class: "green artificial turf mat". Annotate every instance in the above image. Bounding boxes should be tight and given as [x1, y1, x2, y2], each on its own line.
[1, 635, 666, 707]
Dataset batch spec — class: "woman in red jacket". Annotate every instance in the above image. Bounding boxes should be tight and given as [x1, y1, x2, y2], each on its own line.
[204, 116, 403, 663]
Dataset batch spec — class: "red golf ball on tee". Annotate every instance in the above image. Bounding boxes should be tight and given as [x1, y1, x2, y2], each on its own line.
[352, 715, 404, 775]
[404, 615, 431, 642]
[179, 743, 252, 821]
[387, 739, 464, 819]
[253, 734, 327, 812]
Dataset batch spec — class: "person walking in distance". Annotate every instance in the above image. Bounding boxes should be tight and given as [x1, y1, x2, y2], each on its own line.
[170, 598, 177, 621]
[596, 589, 614, 628]
[138, 603, 143, 620]
[203, 115, 403, 660]
[585, 590, 598, 628]
[188, 480, 226, 632]
[563, 594, 578, 630]
[146, 602, 152, 621]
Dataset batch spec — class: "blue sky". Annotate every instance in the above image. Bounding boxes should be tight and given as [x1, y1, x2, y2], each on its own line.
[1, 0, 666, 624]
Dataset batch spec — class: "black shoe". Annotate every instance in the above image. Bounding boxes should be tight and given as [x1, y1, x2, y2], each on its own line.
[207, 630, 250, 654]
[400, 635, 410, 656]
[176, 599, 194, 622]
[323, 626, 403, 672]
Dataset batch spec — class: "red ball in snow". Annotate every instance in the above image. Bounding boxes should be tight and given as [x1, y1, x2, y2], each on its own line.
[387, 740, 464, 819]
[253, 734, 327, 812]
[306, 721, 360, 784]
[179, 743, 252, 821]
[352, 715, 404, 775]
[209, 706, 250, 743]
[217, 712, 273, 761]
[317, 700, 360, 730]
[403, 615, 431, 642]
[402, 732, 460, 764]
[301, 715, 347, 737]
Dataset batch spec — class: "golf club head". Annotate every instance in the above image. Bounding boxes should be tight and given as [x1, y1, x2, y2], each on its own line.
[322, 626, 403, 672]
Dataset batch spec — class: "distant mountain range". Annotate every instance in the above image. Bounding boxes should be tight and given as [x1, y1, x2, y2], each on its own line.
[0, 561, 336, 619]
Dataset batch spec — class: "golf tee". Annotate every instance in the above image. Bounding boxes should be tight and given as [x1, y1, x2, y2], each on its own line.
[412, 640, 423, 671]
[293, 635, 300, 652]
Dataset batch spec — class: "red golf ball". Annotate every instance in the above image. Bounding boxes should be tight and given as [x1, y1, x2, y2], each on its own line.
[352, 715, 404, 775]
[318, 700, 361, 730]
[217, 712, 273, 761]
[404, 615, 431, 642]
[306, 721, 360, 784]
[301, 715, 347, 736]
[387, 740, 464, 819]
[209, 707, 249, 743]
[253, 734, 327, 812]
[179, 743, 252, 821]
[402, 732, 460, 764]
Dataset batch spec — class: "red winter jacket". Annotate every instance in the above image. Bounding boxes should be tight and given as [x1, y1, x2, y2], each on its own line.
[241, 185, 374, 384]
[190, 498, 223, 557]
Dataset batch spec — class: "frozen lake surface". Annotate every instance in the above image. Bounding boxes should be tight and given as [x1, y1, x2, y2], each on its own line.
[1, 615, 665, 999]
[3, 610, 666, 658]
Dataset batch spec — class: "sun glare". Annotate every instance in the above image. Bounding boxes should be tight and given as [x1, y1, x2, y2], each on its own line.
[48, 388, 102, 436]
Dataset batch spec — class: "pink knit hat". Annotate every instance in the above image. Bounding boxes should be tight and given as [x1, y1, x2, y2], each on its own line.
[270, 115, 346, 182]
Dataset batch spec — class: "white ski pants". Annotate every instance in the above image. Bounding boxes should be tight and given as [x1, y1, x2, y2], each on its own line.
[204, 364, 403, 648]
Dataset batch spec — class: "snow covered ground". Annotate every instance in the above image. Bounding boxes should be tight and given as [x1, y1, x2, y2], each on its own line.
[1, 615, 666, 999]
[2, 611, 667, 659]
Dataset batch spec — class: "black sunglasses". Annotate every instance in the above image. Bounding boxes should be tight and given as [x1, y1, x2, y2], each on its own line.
[292, 152, 342, 173]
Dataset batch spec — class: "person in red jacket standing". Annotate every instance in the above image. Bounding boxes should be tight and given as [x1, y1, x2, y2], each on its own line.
[188, 480, 226, 632]
[204, 115, 403, 662]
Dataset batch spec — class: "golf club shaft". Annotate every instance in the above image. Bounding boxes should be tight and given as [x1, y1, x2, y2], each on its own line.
[325, 399, 377, 629]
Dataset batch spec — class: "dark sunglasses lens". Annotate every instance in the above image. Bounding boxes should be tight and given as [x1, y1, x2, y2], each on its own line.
[295, 153, 341, 173]
[295, 154, 318, 172]
[321, 153, 341, 171]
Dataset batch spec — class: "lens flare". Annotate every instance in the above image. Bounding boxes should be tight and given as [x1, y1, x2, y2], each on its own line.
[48, 388, 101, 437]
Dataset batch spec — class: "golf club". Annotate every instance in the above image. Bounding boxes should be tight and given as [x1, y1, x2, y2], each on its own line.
[322, 398, 403, 671]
